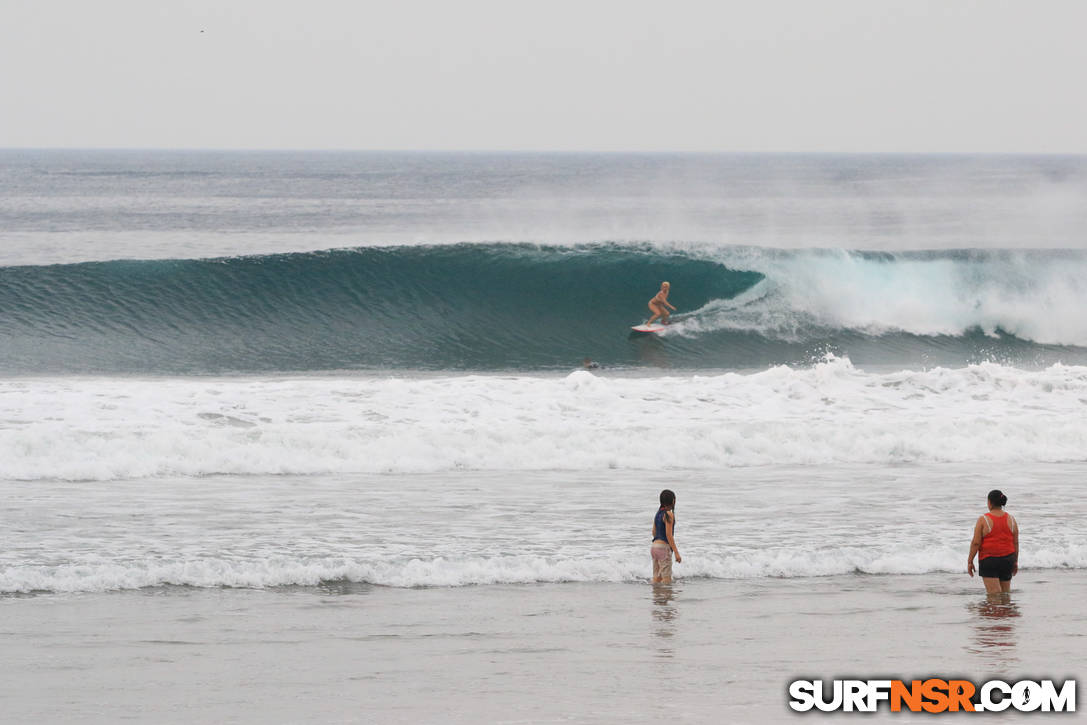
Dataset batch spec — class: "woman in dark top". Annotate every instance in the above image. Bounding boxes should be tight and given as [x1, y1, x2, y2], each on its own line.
[651, 489, 682, 583]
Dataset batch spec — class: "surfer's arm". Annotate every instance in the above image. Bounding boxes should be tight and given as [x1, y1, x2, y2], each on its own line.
[665, 513, 681, 563]
[664, 300, 676, 311]
[966, 516, 984, 576]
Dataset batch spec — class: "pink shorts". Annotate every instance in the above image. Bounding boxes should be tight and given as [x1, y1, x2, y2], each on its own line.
[651, 542, 672, 580]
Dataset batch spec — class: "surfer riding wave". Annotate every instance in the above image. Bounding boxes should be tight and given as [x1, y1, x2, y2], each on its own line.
[646, 281, 676, 327]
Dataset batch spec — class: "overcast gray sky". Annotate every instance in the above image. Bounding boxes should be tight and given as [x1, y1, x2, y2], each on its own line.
[3, 0, 1086, 152]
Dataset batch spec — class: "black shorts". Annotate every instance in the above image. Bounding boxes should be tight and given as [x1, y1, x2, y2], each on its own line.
[978, 553, 1015, 581]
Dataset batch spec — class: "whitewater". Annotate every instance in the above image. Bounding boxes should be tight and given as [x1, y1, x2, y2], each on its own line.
[3, 357, 1087, 481]
[4, 464, 1086, 593]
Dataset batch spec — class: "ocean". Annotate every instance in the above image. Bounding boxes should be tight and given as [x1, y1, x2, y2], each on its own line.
[2, 150, 1086, 722]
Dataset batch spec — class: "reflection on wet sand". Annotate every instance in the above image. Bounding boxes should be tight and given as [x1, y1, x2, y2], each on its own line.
[651, 582, 679, 658]
[966, 592, 1020, 671]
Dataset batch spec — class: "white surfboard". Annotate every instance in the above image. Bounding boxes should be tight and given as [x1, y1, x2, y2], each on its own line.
[631, 324, 667, 333]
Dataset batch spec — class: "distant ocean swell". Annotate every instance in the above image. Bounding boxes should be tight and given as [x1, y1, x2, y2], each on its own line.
[2, 243, 1086, 373]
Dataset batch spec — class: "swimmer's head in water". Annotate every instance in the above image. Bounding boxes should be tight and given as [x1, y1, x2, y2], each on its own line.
[661, 281, 670, 289]
[659, 489, 675, 508]
[988, 489, 1008, 508]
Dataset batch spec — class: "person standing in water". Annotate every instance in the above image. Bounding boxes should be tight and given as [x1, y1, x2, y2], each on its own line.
[646, 281, 676, 327]
[651, 489, 681, 583]
[967, 489, 1019, 593]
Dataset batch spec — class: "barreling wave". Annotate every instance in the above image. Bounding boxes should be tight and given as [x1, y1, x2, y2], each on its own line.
[2, 243, 1086, 373]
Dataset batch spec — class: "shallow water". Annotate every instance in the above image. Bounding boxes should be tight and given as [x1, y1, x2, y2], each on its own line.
[4, 570, 1083, 723]
[3, 464, 1084, 593]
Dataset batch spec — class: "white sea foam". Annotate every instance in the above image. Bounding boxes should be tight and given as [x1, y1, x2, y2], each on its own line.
[4, 543, 1085, 593]
[2, 358, 1087, 480]
[670, 248, 1087, 347]
[4, 457, 1084, 593]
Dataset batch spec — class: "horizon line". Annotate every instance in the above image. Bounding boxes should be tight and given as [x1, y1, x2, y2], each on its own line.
[2, 146, 1086, 157]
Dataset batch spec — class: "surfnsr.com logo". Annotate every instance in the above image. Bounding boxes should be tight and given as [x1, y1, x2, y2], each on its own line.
[789, 679, 1076, 713]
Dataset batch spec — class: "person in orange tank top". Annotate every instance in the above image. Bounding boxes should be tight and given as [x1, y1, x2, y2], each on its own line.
[967, 489, 1019, 594]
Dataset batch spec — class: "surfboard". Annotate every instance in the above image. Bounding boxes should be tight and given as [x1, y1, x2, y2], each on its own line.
[631, 324, 667, 333]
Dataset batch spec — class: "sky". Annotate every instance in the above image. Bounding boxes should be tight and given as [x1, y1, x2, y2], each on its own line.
[2, 0, 1087, 153]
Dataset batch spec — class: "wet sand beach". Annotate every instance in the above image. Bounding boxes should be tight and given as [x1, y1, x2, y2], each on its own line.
[4, 570, 1083, 723]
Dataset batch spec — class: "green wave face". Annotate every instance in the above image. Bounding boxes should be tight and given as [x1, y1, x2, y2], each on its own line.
[0, 244, 760, 373]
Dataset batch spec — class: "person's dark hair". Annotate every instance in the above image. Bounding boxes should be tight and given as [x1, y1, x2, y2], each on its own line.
[659, 489, 675, 508]
[988, 489, 1008, 507]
